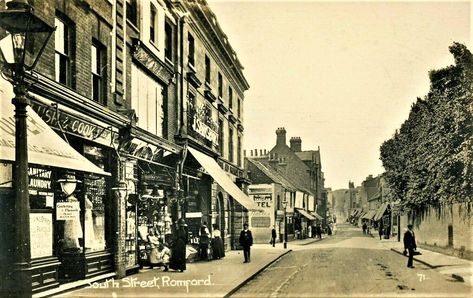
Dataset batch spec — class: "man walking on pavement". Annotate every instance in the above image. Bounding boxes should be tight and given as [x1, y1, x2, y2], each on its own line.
[271, 226, 277, 247]
[403, 223, 417, 268]
[239, 223, 253, 263]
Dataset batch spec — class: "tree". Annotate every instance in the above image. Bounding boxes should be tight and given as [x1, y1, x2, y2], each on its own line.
[380, 43, 473, 210]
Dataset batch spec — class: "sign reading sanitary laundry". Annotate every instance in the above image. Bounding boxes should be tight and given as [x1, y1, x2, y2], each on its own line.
[56, 202, 80, 220]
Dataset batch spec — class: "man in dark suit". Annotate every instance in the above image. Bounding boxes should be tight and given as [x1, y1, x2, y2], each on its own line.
[239, 223, 253, 263]
[403, 224, 417, 268]
[271, 226, 277, 247]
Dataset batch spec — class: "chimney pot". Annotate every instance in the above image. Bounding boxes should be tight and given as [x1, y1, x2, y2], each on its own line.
[290, 136, 302, 152]
[276, 127, 287, 146]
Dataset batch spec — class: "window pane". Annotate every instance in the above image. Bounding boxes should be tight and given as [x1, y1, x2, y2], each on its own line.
[91, 45, 98, 74]
[55, 18, 65, 54]
[150, 5, 156, 43]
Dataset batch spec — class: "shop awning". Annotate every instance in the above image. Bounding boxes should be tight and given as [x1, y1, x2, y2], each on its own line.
[296, 208, 316, 221]
[373, 203, 389, 221]
[310, 211, 323, 220]
[351, 208, 361, 217]
[0, 96, 110, 176]
[187, 147, 261, 211]
[362, 210, 377, 220]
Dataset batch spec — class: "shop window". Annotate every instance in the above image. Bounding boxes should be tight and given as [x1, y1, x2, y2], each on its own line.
[188, 33, 195, 67]
[126, 0, 138, 27]
[164, 22, 172, 61]
[131, 64, 165, 136]
[91, 41, 106, 104]
[83, 145, 108, 251]
[55, 15, 73, 87]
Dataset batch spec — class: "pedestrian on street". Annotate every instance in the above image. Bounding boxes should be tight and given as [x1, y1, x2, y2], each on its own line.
[211, 224, 225, 259]
[378, 225, 383, 240]
[199, 221, 210, 261]
[271, 226, 277, 247]
[362, 222, 367, 234]
[170, 219, 188, 272]
[403, 223, 417, 268]
[239, 223, 253, 263]
[316, 224, 322, 239]
[147, 229, 160, 269]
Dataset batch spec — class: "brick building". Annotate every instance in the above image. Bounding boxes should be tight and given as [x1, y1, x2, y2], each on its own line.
[0, 0, 254, 295]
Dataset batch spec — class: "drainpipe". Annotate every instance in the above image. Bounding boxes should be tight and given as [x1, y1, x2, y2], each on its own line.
[111, 0, 116, 94]
[177, 14, 188, 137]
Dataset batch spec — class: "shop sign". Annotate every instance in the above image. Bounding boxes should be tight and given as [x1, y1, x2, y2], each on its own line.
[189, 102, 218, 145]
[132, 43, 173, 84]
[28, 167, 52, 190]
[30, 213, 53, 258]
[30, 100, 116, 146]
[56, 202, 80, 220]
[120, 138, 162, 161]
[186, 212, 202, 218]
[251, 193, 272, 208]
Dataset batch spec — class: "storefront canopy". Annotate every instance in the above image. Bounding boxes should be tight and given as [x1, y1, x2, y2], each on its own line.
[188, 147, 261, 211]
[310, 211, 323, 220]
[373, 203, 390, 221]
[296, 208, 316, 221]
[362, 210, 377, 220]
[0, 96, 110, 176]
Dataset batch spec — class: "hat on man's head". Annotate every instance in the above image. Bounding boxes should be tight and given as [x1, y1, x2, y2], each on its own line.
[407, 223, 413, 228]
[178, 218, 187, 227]
[243, 223, 249, 227]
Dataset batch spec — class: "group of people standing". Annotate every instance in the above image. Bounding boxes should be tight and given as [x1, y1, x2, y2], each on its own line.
[145, 219, 188, 272]
[311, 224, 323, 239]
[198, 222, 225, 261]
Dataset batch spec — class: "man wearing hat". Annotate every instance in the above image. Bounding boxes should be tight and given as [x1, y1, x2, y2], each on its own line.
[403, 224, 417, 268]
[239, 223, 253, 263]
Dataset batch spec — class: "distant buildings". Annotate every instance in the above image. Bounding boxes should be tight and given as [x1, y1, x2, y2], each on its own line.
[244, 127, 327, 242]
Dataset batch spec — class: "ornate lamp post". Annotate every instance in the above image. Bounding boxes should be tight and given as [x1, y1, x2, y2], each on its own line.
[0, 1, 55, 296]
[282, 196, 288, 249]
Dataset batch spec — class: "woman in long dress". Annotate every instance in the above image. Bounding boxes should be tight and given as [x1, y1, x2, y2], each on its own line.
[147, 229, 160, 268]
[211, 224, 225, 259]
[170, 220, 188, 272]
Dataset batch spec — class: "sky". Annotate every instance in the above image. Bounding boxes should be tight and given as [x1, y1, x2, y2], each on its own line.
[207, 0, 471, 190]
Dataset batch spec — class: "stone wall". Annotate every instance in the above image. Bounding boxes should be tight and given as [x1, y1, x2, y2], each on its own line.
[404, 203, 473, 260]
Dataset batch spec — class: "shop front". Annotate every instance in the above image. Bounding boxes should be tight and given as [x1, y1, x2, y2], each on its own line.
[117, 127, 182, 274]
[0, 97, 115, 293]
[185, 147, 261, 251]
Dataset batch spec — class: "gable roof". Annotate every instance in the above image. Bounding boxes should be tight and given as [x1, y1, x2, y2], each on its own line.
[295, 150, 321, 164]
[247, 158, 298, 192]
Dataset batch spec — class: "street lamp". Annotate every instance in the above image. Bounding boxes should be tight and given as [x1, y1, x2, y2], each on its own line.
[0, 1, 55, 296]
[282, 196, 288, 249]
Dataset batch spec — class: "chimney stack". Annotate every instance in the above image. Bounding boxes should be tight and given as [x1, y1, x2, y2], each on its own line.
[276, 127, 287, 146]
[290, 137, 302, 152]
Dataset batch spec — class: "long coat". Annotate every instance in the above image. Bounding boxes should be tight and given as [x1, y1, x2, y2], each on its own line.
[403, 230, 417, 250]
[170, 228, 188, 271]
[239, 229, 253, 247]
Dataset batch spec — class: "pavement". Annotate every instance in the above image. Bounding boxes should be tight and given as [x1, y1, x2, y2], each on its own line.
[374, 236, 473, 287]
[42, 229, 473, 297]
[48, 236, 328, 298]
